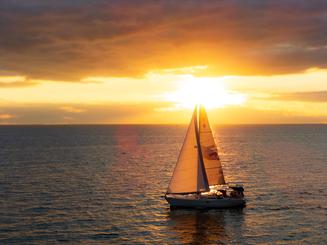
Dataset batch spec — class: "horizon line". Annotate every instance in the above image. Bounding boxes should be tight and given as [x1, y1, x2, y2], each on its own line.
[0, 123, 326, 126]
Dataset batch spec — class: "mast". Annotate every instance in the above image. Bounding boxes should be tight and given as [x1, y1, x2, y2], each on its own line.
[194, 104, 210, 192]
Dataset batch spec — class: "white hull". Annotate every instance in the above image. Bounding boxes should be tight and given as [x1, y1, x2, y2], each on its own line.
[165, 195, 246, 209]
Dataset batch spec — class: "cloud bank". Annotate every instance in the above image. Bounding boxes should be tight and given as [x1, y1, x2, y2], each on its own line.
[272, 91, 327, 102]
[1, 0, 326, 80]
[0, 102, 326, 125]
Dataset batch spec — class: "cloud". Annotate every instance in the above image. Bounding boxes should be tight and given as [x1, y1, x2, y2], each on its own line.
[210, 106, 327, 124]
[0, 75, 37, 88]
[60, 106, 86, 113]
[0, 0, 326, 80]
[0, 101, 326, 124]
[0, 113, 15, 120]
[0, 102, 181, 124]
[269, 91, 327, 102]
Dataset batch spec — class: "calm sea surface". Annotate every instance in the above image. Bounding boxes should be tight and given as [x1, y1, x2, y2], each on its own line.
[0, 125, 326, 244]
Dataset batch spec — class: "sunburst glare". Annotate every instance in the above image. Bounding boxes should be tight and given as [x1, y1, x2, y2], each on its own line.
[164, 76, 246, 109]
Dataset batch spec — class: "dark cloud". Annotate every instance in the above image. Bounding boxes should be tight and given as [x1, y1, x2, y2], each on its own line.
[0, 0, 327, 80]
[270, 91, 327, 102]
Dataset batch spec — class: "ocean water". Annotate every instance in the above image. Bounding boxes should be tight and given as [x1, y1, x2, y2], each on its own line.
[0, 125, 326, 244]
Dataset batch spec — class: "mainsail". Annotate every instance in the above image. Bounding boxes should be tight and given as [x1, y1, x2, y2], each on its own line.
[199, 105, 226, 185]
[166, 106, 209, 194]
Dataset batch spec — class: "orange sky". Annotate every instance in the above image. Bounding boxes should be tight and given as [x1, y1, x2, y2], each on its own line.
[0, 1, 326, 124]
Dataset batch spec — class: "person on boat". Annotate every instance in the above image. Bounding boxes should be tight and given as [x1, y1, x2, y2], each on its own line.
[230, 190, 238, 198]
[230, 187, 244, 198]
[220, 190, 227, 198]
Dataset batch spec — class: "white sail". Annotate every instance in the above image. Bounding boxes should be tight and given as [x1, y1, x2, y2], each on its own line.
[199, 105, 226, 185]
[167, 106, 209, 194]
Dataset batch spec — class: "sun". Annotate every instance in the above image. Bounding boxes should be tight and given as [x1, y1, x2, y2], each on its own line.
[164, 76, 246, 109]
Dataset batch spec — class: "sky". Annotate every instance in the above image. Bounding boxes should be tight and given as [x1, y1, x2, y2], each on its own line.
[0, 0, 327, 124]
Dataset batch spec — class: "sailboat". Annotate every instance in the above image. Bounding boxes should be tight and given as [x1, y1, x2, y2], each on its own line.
[165, 105, 245, 209]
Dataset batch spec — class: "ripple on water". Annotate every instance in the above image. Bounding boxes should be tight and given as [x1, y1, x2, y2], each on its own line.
[0, 125, 326, 244]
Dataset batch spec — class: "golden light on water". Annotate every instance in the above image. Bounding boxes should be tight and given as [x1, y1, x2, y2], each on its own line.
[163, 76, 246, 109]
